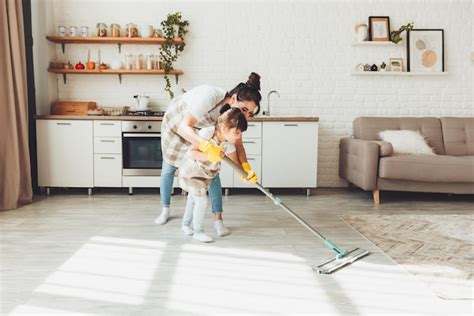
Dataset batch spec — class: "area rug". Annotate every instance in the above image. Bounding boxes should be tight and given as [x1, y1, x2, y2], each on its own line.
[340, 214, 473, 300]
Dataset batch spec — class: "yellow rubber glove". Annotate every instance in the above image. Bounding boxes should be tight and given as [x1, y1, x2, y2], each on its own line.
[198, 140, 224, 163]
[240, 162, 258, 184]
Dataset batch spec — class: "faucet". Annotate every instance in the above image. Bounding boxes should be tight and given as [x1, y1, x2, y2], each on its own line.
[265, 90, 280, 116]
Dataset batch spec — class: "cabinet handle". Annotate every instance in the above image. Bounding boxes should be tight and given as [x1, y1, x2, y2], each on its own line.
[247, 158, 255, 161]
[243, 141, 256, 144]
[100, 123, 115, 126]
[100, 140, 115, 143]
[284, 123, 298, 127]
[248, 124, 256, 127]
[100, 157, 115, 160]
[56, 122, 71, 126]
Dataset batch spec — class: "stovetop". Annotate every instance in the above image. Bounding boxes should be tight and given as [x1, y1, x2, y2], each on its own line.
[127, 110, 165, 117]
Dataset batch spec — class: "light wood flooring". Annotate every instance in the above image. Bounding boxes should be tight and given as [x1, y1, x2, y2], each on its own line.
[1, 188, 473, 315]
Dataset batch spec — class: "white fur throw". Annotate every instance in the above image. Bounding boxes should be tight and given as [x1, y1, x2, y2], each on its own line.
[378, 130, 436, 156]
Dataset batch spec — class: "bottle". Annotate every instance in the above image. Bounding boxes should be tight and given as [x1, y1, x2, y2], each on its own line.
[135, 54, 143, 70]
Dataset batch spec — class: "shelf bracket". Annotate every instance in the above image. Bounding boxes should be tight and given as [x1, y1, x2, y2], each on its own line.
[175, 75, 179, 84]
[62, 74, 67, 84]
[118, 74, 123, 84]
[61, 43, 66, 54]
[117, 43, 122, 54]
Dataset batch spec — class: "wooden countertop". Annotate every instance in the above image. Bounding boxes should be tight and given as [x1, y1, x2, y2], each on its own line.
[35, 115, 319, 122]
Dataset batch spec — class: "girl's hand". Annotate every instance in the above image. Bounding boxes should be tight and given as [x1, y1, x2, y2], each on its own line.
[199, 140, 223, 162]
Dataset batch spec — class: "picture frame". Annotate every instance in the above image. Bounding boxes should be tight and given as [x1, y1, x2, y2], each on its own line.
[389, 58, 404, 72]
[407, 29, 444, 72]
[368, 16, 390, 41]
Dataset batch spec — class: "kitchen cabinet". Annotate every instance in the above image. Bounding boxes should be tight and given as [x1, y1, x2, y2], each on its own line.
[93, 121, 122, 187]
[221, 121, 318, 194]
[94, 154, 122, 187]
[262, 122, 318, 188]
[37, 120, 94, 190]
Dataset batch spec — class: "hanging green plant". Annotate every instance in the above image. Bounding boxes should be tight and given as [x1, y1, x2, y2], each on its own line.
[390, 22, 414, 44]
[160, 12, 189, 98]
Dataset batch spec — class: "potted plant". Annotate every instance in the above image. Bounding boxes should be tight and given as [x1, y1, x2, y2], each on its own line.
[160, 12, 189, 98]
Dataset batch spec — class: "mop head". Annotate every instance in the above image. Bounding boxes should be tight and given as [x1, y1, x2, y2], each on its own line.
[314, 247, 370, 274]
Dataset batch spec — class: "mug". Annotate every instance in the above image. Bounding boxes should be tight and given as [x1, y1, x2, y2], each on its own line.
[140, 25, 153, 38]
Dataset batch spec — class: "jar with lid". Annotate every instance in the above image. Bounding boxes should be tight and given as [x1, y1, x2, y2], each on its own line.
[145, 54, 155, 70]
[134, 54, 143, 70]
[96, 23, 107, 37]
[110, 24, 121, 37]
[125, 54, 134, 70]
[126, 23, 139, 38]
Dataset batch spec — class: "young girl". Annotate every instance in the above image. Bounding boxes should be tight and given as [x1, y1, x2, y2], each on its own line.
[179, 107, 248, 242]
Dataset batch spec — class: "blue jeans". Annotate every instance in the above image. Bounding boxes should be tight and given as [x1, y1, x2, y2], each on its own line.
[160, 160, 223, 213]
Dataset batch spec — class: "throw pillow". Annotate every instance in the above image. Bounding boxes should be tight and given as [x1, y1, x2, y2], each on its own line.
[378, 130, 436, 155]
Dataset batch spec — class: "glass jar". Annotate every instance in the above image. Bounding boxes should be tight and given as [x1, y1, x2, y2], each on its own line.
[145, 54, 154, 70]
[111, 23, 121, 37]
[96, 23, 107, 37]
[125, 54, 134, 70]
[134, 54, 143, 70]
[126, 23, 138, 38]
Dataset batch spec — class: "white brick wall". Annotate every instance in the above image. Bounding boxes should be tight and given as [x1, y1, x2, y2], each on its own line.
[34, 0, 474, 187]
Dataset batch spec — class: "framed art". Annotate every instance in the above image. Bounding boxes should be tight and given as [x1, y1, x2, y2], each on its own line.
[368, 16, 390, 41]
[407, 29, 444, 72]
[389, 58, 404, 72]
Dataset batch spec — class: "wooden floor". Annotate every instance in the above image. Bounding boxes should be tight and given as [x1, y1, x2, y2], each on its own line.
[1, 188, 473, 315]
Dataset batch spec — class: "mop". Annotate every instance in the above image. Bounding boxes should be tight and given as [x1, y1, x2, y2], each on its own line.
[223, 156, 369, 274]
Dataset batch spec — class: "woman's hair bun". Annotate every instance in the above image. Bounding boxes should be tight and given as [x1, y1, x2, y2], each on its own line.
[246, 72, 261, 91]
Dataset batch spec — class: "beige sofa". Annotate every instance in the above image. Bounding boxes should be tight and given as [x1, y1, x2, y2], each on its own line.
[339, 117, 474, 205]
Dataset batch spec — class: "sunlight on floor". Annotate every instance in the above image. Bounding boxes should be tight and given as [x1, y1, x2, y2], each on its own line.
[9, 236, 166, 315]
[165, 244, 341, 314]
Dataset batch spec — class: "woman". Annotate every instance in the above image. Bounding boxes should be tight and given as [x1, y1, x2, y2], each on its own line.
[155, 72, 262, 237]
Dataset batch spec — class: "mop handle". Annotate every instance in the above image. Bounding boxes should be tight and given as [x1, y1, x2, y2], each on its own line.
[223, 156, 328, 242]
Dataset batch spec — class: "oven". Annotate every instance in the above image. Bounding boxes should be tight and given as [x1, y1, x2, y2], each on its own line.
[122, 121, 163, 176]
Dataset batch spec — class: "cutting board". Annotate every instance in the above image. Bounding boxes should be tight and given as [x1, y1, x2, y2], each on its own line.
[51, 101, 97, 115]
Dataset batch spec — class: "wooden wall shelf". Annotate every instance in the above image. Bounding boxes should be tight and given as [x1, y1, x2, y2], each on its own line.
[47, 36, 183, 53]
[351, 72, 448, 76]
[48, 68, 184, 84]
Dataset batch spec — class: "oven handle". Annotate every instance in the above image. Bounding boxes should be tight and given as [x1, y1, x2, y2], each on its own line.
[123, 133, 161, 138]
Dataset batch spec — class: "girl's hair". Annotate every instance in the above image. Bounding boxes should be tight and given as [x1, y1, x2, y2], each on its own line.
[217, 107, 248, 132]
[225, 72, 262, 116]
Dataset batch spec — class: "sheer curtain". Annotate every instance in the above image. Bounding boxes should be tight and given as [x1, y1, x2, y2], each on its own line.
[0, 0, 33, 210]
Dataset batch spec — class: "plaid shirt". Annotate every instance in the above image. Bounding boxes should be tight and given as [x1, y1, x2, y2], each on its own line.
[161, 95, 222, 167]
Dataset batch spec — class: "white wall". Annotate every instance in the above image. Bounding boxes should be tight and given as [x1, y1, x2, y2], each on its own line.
[31, 0, 57, 114]
[33, 0, 474, 187]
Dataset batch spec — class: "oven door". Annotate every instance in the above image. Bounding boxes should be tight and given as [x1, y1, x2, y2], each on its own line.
[122, 133, 162, 176]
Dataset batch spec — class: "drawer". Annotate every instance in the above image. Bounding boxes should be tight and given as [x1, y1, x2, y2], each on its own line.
[241, 139, 262, 155]
[94, 154, 122, 187]
[244, 122, 262, 139]
[94, 137, 122, 154]
[93, 121, 122, 137]
[233, 155, 262, 188]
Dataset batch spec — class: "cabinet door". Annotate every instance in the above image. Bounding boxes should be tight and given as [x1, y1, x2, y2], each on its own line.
[233, 155, 262, 188]
[262, 122, 318, 187]
[37, 120, 93, 187]
[219, 161, 234, 188]
[94, 154, 122, 187]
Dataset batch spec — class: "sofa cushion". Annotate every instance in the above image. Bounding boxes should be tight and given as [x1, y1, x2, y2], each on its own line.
[379, 155, 474, 183]
[378, 130, 435, 155]
[440, 117, 474, 156]
[353, 117, 445, 154]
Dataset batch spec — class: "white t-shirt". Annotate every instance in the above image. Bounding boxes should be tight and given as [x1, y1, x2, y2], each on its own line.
[181, 85, 226, 121]
[198, 126, 236, 154]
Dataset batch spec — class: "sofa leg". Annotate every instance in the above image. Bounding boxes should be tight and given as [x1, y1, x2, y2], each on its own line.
[373, 190, 380, 206]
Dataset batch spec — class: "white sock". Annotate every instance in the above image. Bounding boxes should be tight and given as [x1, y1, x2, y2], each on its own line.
[214, 220, 230, 237]
[193, 232, 214, 243]
[154, 207, 170, 225]
[182, 225, 194, 236]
